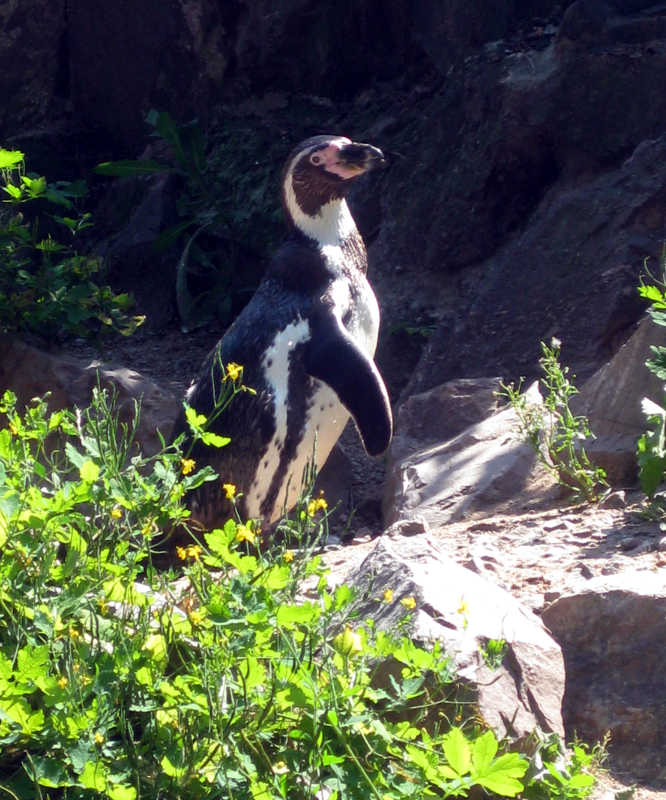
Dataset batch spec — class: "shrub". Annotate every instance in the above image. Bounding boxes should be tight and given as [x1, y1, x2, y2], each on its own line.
[636, 257, 666, 500]
[0, 148, 143, 341]
[499, 339, 608, 502]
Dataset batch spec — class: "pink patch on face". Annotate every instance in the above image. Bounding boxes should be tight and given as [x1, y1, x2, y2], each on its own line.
[311, 139, 364, 180]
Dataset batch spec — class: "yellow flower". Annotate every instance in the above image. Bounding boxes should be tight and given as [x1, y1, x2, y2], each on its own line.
[177, 544, 202, 562]
[457, 600, 469, 616]
[223, 483, 236, 500]
[57, 676, 68, 689]
[181, 458, 196, 475]
[235, 524, 256, 545]
[188, 609, 204, 626]
[332, 625, 363, 657]
[69, 627, 81, 640]
[283, 550, 294, 563]
[94, 731, 105, 746]
[307, 497, 328, 517]
[400, 596, 417, 610]
[110, 506, 122, 519]
[225, 362, 243, 382]
[383, 588, 394, 604]
[176, 544, 201, 561]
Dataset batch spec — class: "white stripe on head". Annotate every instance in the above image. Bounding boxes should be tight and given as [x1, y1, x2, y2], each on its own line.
[283, 137, 359, 245]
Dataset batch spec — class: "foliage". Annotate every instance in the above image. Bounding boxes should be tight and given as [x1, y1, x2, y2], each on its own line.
[0, 148, 143, 341]
[0, 380, 596, 798]
[95, 111, 283, 332]
[499, 339, 608, 502]
[480, 638, 508, 671]
[524, 734, 600, 800]
[636, 257, 666, 500]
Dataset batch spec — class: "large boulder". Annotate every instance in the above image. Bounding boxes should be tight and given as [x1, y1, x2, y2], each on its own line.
[542, 571, 666, 785]
[383, 382, 546, 527]
[571, 315, 666, 485]
[0, 337, 179, 455]
[345, 534, 566, 743]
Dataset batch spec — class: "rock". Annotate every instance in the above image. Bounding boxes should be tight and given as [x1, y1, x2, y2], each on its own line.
[389, 377, 501, 463]
[381, 83, 666, 403]
[383, 382, 545, 527]
[542, 571, 666, 785]
[96, 173, 180, 331]
[0, 336, 179, 456]
[556, 0, 612, 44]
[68, 0, 230, 145]
[571, 315, 666, 486]
[383, 517, 431, 537]
[0, 0, 66, 137]
[345, 535, 566, 743]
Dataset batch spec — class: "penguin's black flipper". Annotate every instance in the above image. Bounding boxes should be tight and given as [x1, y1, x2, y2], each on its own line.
[304, 315, 392, 456]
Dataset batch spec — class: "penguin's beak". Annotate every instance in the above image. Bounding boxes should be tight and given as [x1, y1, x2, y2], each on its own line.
[338, 142, 386, 174]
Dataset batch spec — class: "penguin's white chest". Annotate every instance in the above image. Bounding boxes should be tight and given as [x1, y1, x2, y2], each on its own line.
[244, 312, 358, 523]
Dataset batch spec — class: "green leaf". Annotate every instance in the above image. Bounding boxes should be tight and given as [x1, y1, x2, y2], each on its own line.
[94, 159, 170, 177]
[0, 148, 24, 169]
[471, 729, 498, 772]
[569, 773, 595, 789]
[185, 405, 207, 431]
[475, 752, 528, 797]
[28, 756, 72, 788]
[79, 460, 100, 482]
[200, 430, 231, 448]
[257, 563, 291, 591]
[108, 785, 138, 800]
[276, 602, 320, 627]
[443, 727, 471, 776]
[2, 183, 22, 199]
[17, 645, 50, 682]
[79, 760, 108, 792]
[22, 174, 47, 197]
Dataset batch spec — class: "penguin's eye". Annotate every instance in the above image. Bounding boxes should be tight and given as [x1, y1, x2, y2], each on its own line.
[310, 153, 323, 166]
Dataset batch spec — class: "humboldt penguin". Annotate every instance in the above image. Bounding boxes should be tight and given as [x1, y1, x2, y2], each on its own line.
[171, 134, 392, 528]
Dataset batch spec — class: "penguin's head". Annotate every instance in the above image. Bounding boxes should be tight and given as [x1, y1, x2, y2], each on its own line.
[281, 135, 385, 237]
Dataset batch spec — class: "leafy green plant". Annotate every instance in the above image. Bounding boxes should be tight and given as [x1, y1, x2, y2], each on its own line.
[636, 257, 666, 500]
[524, 734, 600, 800]
[499, 339, 608, 502]
[95, 111, 282, 332]
[0, 379, 596, 799]
[480, 638, 508, 671]
[0, 148, 143, 341]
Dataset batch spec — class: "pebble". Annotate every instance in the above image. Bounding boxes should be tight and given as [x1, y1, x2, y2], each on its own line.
[618, 536, 642, 552]
[598, 490, 626, 509]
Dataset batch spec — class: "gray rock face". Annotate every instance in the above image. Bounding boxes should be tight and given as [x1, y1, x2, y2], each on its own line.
[572, 315, 666, 486]
[345, 534, 566, 742]
[383, 382, 541, 527]
[390, 377, 501, 463]
[542, 571, 666, 784]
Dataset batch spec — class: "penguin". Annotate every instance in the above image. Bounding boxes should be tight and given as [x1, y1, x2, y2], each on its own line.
[171, 134, 392, 529]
